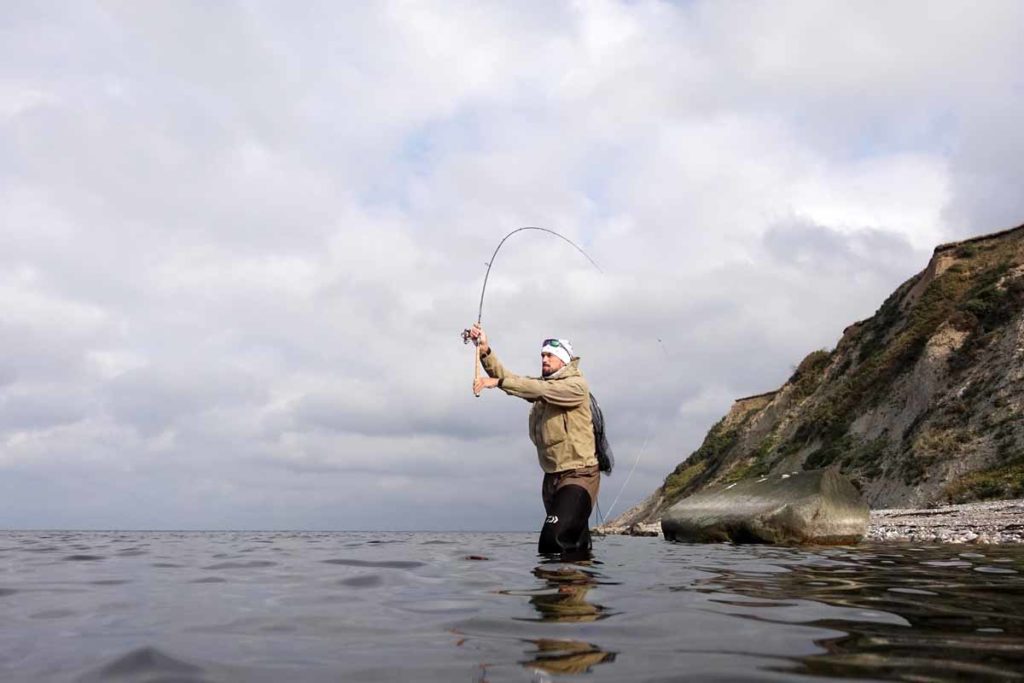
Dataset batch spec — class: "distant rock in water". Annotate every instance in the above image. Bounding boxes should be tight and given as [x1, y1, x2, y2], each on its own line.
[610, 222, 1024, 531]
[661, 468, 869, 544]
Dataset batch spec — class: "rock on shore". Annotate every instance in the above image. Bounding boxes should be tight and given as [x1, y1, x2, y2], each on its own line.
[660, 469, 869, 544]
[596, 498, 1024, 544]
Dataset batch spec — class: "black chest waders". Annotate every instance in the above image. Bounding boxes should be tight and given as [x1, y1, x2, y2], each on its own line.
[539, 484, 594, 557]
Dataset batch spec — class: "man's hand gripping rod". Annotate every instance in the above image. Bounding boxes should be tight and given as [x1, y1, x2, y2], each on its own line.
[461, 327, 482, 398]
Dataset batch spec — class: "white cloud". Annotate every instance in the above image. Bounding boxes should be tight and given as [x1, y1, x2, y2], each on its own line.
[0, 0, 1020, 528]
[788, 153, 950, 249]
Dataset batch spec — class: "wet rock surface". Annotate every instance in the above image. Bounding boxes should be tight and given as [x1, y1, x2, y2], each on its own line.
[660, 468, 869, 544]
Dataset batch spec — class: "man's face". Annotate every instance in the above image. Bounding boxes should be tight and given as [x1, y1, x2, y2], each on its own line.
[541, 352, 565, 377]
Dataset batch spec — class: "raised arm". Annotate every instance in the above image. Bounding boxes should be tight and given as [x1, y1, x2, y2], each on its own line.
[468, 323, 513, 380]
[469, 323, 519, 397]
[479, 347, 514, 380]
[500, 375, 588, 407]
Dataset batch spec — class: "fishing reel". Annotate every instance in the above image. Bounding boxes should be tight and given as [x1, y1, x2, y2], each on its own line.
[461, 328, 476, 345]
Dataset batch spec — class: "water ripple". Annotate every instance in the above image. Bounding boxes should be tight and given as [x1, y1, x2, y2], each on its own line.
[322, 558, 425, 569]
[79, 646, 207, 683]
[0, 531, 1020, 681]
[202, 560, 277, 570]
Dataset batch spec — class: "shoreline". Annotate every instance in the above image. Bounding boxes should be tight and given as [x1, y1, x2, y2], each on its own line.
[595, 498, 1024, 544]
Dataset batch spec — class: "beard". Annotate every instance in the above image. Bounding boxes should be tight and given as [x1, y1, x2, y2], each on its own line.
[542, 364, 563, 377]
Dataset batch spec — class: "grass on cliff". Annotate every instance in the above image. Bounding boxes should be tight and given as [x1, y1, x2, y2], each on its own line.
[661, 415, 743, 502]
[796, 235, 1024, 472]
[660, 230, 1024, 501]
[805, 434, 887, 474]
[794, 270, 960, 449]
[943, 457, 1024, 503]
[788, 349, 831, 400]
[949, 263, 1024, 371]
[663, 460, 706, 500]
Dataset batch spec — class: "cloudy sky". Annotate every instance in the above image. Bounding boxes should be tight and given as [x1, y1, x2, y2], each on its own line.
[2, 1, 1022, 530]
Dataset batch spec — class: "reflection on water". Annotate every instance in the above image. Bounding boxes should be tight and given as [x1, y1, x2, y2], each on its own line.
[523, 639, 616, 676]
[521, 565, 616, 675]
[1, 531, 1022, 681]
[692, 546, 1024, 680]
[494, 562, 617, 675]
[527, 566, 608, 623]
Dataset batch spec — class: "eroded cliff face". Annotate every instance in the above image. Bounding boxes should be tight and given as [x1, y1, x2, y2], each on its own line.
[613, 224, 1024, 527]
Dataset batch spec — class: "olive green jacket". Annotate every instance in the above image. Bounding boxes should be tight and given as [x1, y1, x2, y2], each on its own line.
[480, 348, 598, 474]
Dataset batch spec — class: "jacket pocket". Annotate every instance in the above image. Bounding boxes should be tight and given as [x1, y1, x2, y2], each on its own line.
[539, 407, 567, 447]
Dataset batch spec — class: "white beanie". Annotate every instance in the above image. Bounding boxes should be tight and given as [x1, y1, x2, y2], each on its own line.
[541, 338, 573, 366]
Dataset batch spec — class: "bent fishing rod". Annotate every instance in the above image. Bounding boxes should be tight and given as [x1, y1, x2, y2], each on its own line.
[462, 227, 602, 396]
[472, 227, 602, 326]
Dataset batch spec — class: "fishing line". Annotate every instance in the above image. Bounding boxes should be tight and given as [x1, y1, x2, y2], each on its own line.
[602, 421, 653, 521]
[471, 226, 602, 327]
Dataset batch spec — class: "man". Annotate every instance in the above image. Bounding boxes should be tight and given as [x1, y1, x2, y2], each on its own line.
[468, 323, 599, 556]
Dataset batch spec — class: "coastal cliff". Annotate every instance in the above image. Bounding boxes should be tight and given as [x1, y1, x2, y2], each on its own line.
[611, 223, 1024, 530]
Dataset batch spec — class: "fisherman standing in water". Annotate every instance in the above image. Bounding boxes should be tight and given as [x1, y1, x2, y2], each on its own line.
[468, 323, 599, 557]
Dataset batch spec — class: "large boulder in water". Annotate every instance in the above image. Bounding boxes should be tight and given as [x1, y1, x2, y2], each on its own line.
[661, 468, 869, 544]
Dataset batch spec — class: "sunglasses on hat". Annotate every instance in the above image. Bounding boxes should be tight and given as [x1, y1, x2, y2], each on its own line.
[542, 339, 563, 348]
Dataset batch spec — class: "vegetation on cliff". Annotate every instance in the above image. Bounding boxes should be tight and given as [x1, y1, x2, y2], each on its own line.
[613, 224, 1024, 526]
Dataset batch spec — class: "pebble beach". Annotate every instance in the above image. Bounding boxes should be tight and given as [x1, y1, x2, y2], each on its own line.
[597, 498, 1024, 544]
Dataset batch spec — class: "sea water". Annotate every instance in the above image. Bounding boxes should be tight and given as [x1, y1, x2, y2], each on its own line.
[1, 531, 1022, 681]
